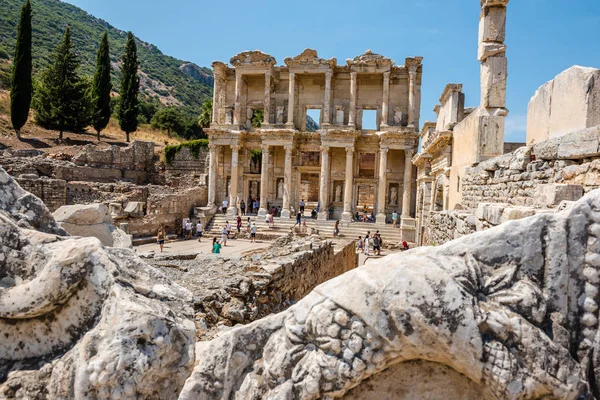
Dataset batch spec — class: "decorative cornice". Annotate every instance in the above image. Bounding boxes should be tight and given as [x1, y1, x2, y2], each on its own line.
[284, 49, 337, 68]
[439, 83, 463, 104]
[346, 50, 394, 68]
[230, 50, 276, 67]
[404, 56, 423, 74]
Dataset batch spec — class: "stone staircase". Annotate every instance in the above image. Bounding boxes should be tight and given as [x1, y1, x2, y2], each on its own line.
[204, 212, 407, 244]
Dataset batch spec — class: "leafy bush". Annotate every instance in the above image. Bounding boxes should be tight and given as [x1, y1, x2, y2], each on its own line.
[0, 47, 9, 60]
[164, 138, 209, 164]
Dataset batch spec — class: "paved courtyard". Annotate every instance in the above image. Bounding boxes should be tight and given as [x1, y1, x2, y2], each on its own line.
[135, 237, 271, 257]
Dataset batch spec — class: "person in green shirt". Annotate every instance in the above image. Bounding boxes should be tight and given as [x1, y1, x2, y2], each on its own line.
[212, 237, 222, 254]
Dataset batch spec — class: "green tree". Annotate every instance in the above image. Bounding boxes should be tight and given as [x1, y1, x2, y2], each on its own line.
[251, 109, 264, 128]
[91, 31, 111, 140]
[151, 106, 185, 137]
[118, 32, 139, 142]
[10, 0, 32, 141]
[32, 26, 91, 140]
[198, 98, 212, 128]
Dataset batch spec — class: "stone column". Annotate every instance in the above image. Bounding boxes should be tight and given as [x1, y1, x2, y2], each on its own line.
[323, 70, 332, 125]
[227, 145, 239, 215]
[264, 71, 271, 125]
[207, 143, 218, 209]
[376, 147, 388, 224]
[341, 147, 354, 222]
[317, 145, 330, 220]
[479, 0, 509, 110]
[258, 145, 270, 216]
[286, 72, 295, 128]
[281, 145, 293, 218]
[211, 74, 221, 125]
[407, 66, 417, 128]
[381, 71, 390, 127]
[402, 148, 414, 218]
[348, 71, 357, 128]
[233, 72, 243, 126]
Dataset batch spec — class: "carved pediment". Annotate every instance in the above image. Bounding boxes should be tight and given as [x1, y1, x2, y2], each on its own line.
[347, 50, 393, 67]
[284, 49, 337, 68]
[230, 51, 276, 67]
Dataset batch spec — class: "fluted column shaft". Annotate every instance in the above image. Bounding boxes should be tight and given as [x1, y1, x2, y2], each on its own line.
[212, 75, 221, 124]
[207, 144, 218, 207]
[227, 145, 239, 215]
[281, 145, 293, 218]
[381, 71, 390, 127]
[323, 71, 332, 125]
[408, 68, 417, 128]
[376, 147, 388, 224]
[348, 72, 357, 127]
[402, 148, 414, 217]
[341, 147, 354, 222]
[258, 145, 270, 216]
[233, 72, 243, 125]
[264, 72, 271, 125]
[286, 72, 295, 128]
[318, 146, 330, 220]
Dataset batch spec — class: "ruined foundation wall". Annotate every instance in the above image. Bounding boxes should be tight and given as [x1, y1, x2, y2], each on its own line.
[164, 147, 210, 188]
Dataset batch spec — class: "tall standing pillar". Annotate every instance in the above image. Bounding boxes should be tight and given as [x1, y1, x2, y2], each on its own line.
[381, 71, 390, 128]
[376, 147, 389, 224]
[211, 67, 223, 124]
[348, 71, 357, 128]
[227, 145, 240, 215]
[264, 71, 271, 125]
[281, 145, 293, 218]
[207, 143, 218, 209]
[323, 70, 332, 125]
[233, 72, 243, 126]
[286, 72, 295, 128]
[407, 66, 417, 128]
[341, 147, 354, 222]
[317, 145, 330, 220]
[258, 145, 270, 216]
[402, 148, 414, 218]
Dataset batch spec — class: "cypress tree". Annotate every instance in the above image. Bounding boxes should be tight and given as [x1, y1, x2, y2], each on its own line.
[10, 0, 32, 141]
[91, 31, 112, 140]
[33, 26, 91, 140]
[118, 32, 139, 142]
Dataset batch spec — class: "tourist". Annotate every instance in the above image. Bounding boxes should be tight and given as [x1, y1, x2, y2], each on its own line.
[362, 209, 369, 222]
[253, 199, 259, 214]
[301, 220, 308, 234]
[311, 209, 317, 219]
[403, 240, 409, 251]
[236, 216, 242, 233]
[357, 236, 364, 253]
[392, 210, 398, 228]
[372, 233, 380, 256]
[240, 200, 246, 216]
[156, 227, 166, 253]
[221, 225, 228, 246]
[250, 222, 257, 243]
[246, 217, 252, 234]
[333, 220, 340, 237]
[364, 232, 371, 255]
[328, 203, 335, 219]
[277, 206, 281, 217]
[316, 202, 320, 214]
[212, 237, 221, 254]
[355, 211, 360, 221]
[222, 198, 228, 214]
[299, 199, 305, 214]
[265, 212, 271, 227]
[226, 221, 232, 238]
[295, 211, 302, 228]
[181, 218, 187, 238]
[185, 219, 192, 240]
[196, 220, 203, 242]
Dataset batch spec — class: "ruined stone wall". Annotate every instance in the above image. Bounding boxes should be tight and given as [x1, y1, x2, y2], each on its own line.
[15, 176, 67, 212]
[164, 147, 210, 188]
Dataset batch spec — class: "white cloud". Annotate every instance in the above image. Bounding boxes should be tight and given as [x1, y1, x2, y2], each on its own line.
[504, 114, 527, 143]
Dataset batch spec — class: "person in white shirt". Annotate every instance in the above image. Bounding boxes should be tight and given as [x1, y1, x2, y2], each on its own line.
[221, 226, 228, 246]
[196, 221, 203, 242]
[226, 221, 232, 238]
[250, 222, 257, 242]
[222, 199, 229, 214]
[185, 220, 192, 239]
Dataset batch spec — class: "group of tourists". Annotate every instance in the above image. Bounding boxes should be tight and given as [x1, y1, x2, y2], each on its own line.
[356, 231, 383, 256]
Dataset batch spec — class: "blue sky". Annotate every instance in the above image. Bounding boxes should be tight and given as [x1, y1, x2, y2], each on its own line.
[64, 0, 600, 142]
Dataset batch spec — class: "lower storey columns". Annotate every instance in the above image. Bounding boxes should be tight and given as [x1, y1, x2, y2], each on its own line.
[376, 147, 389, 224]
[341, 147, 354, 222]
[402, 148, 414, 218]
[227, 145, 240, 215]
[318, 145, 330, 220]
[207, 143, 217, 209]
[281, 145, 293, 218]
[258, 145, 270, 216]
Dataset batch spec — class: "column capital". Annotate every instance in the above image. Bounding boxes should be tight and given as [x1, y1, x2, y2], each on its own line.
[231, 144, 240, 153]
[345, 146, 355, 154]
[284, 144, 294, 152]
[404, 147, 415, 157]
[208, 143, 218, 150]
[261, 144, 270, 152]
[325, 70, 332, 79]
[320, 145, 330, 153]
[383, 71, 390, 79]
[380, 146, 389, 154]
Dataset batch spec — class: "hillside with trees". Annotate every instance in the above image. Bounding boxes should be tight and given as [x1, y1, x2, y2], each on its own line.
[0, 0, 213, 109]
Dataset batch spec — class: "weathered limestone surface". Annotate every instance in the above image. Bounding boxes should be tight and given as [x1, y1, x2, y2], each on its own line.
[0, 167, 196, 399]
[527, 66, 600, 145]
[53, 203, 133, 248]
[179, 189, 600, 399]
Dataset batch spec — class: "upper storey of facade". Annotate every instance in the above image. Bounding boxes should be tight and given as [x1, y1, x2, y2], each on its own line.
[210, 49, 423, 135]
